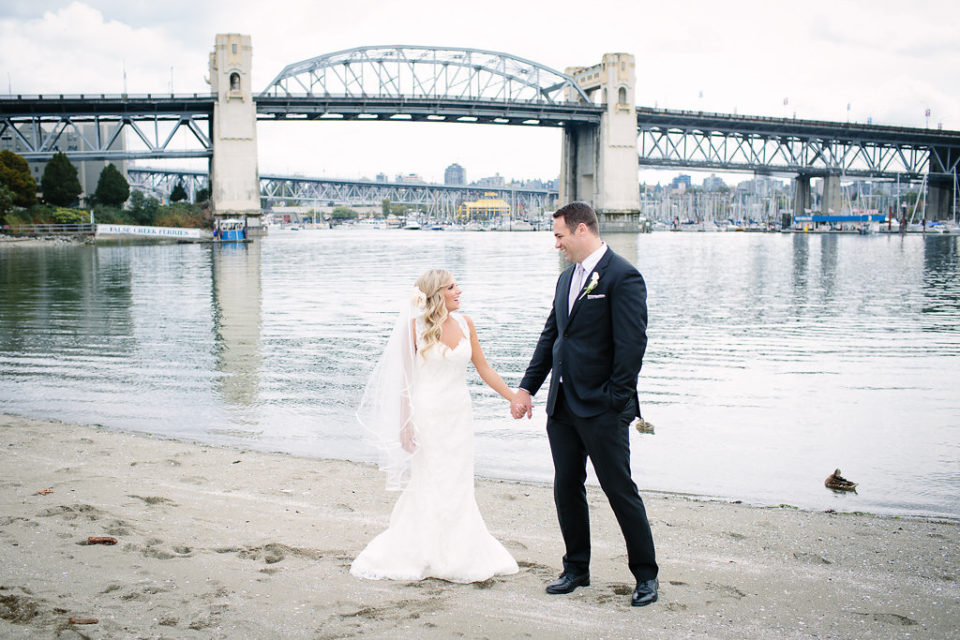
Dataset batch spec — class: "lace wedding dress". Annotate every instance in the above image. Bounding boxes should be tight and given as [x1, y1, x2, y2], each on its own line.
[351, 314, 519, 583]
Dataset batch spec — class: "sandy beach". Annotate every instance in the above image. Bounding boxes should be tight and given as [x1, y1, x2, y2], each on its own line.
[1, 414, 957, 639]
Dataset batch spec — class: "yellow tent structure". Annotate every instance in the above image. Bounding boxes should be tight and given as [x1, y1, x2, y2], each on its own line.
[456, 193, 510, 222]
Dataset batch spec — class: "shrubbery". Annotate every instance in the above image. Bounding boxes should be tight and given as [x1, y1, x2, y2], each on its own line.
[50, 208, 89, 224]
[2, 201, 212, 231]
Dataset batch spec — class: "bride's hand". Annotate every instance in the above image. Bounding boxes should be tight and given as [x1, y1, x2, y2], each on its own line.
[400, 425, 417, 453]
[510, 389, 533, 419]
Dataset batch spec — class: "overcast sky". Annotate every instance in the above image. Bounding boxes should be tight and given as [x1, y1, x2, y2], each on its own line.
[2, 0, 958, 185]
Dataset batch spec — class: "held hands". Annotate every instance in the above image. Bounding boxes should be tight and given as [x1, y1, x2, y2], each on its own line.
[510, 388, 533, 420]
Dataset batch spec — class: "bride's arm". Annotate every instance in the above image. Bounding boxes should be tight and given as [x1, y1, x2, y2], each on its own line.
[464, 315, 516, 403]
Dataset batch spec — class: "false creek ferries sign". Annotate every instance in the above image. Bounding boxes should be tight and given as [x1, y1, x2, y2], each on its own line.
[96, 224, 211, 239]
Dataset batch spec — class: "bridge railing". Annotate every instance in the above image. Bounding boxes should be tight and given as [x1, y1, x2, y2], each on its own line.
[1, 223, 95, 235]
[0, 93, 215, 101]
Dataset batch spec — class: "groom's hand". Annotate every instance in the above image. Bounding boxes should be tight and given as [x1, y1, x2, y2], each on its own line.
[511, 389, 533, 419]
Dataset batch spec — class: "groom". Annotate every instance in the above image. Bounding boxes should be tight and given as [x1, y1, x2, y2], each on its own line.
[511, 202, 658, 606]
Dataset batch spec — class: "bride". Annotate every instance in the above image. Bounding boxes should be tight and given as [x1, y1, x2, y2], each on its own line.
[351, 269, 520, 583]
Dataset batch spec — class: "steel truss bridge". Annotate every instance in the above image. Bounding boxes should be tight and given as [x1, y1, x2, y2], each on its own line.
[127, 168, 557, 217]
[2, 45, 958, 184]
[636, 108, 960, 180]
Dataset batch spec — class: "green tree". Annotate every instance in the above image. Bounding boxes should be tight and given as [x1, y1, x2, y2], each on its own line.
[0, 149, 38, 207]
[196, 187, 210, 204]
[381, 197, 391, 217]
[331, 206, 358, 221]
[93, 163, 130, 207]
[128, 190, 160, 225]
[0, 184, 14, 218]
[170, 181, 188, 202]
[40, 152, 82, 206]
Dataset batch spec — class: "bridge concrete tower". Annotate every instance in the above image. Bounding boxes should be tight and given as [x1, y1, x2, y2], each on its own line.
[926, 178, 956, 221]
[793, 175, 811, 216]
[926, 147, 959, 221]
[209, 34, 262, 231]
[820, 174, 842, 214]
[561, 54, 640, 231]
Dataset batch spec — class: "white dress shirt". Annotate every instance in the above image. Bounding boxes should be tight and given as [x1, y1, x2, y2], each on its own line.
[568, 243, 607, 312]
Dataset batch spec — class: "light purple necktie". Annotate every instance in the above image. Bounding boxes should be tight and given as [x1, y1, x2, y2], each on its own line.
[568, 263, 585, 313]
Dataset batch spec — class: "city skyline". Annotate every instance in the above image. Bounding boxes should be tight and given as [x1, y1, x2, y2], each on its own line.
[1, 0, 958, 186]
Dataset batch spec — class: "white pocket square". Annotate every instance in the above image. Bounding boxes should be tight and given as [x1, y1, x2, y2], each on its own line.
[587, 294, 606, 299]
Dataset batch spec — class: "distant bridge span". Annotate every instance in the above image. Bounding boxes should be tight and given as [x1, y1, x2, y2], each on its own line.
[126, 167, 557, 217]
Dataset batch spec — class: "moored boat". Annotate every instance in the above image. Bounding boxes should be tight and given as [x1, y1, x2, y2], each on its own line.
[214, 218, 249, 242]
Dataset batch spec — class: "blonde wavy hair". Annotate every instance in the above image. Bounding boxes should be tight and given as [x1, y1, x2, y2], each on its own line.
[414, 269, 453, 356]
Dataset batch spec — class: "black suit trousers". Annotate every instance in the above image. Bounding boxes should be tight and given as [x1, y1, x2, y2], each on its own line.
[546, 384, 658, 582]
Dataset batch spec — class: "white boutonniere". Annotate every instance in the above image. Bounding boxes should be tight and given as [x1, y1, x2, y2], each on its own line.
[578, 272, 599, 301]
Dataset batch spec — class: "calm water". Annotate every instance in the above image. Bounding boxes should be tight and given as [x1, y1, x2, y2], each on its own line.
[2, 230, 959, 519]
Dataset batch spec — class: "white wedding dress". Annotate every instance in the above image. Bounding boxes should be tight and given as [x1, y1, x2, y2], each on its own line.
[351, 313, 519, 583]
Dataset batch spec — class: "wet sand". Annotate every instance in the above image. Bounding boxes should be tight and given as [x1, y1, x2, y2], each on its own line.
[1, 414, 957, 639]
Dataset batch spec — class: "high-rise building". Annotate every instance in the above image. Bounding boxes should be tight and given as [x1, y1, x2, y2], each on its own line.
[0, 123, 127, 205]
[444, 163, 466, 186]
[703, 174, 727, 192]
[475, 173, 505, 188]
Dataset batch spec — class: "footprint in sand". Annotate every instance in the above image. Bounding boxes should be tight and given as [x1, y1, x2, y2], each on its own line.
[851, 612, 918, 626]
[121, 538, 179, 560]
[127, 495, 177, 507]
[36, 504, 105, 522]
[503, 539, 528, 551]
[118, 583, 173, 602]
[705, 582, 747, 599]
[103, 520, 134, 536]
[517, 560, 553, 576]
[792, 551, 832, 565]
[0, 589, 43, 624]
[215, 543, 325, 565]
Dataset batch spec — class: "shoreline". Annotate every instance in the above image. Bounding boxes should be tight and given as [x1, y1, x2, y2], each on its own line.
[2, 414, 958, 639]
[10, 412, 956, 524]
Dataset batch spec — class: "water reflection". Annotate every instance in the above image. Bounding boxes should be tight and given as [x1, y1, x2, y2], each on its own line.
[818, 234, 839, 303]
[0, 246, 133, 356]
[922, 237, 960, 316]
[211, 242, 262, 409]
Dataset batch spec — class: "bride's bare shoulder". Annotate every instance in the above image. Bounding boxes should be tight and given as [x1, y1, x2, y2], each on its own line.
[459, 313, 478, 337]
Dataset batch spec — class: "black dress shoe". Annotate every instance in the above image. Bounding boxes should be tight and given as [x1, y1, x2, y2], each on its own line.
[545, 572, 590, 594]
[631, 578, 658, 606]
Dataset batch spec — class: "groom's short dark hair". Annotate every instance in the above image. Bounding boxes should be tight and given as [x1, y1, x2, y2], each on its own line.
[554, 202, 599, 235]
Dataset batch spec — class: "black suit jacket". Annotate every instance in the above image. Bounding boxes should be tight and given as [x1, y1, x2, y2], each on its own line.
[520, 247, 647, 419]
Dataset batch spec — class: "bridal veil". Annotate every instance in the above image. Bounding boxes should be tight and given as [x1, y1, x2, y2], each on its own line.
[356, 287, 425, 490]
